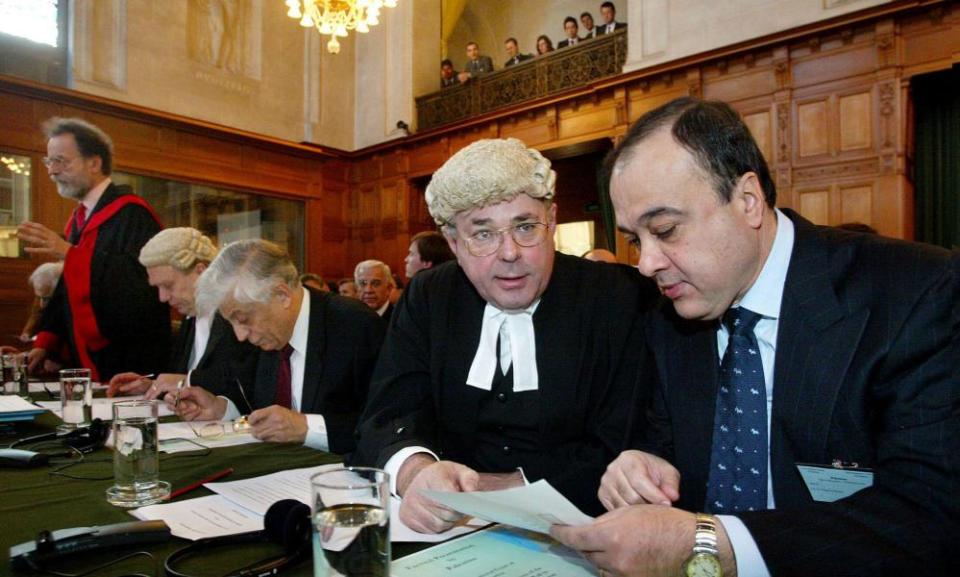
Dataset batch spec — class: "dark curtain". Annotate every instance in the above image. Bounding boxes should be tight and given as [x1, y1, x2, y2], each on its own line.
[913, 67, 960, 249]
[596, 155, 617, 252]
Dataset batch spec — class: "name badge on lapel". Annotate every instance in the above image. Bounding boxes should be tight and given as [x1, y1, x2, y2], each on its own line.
[796, 460, 873, 502]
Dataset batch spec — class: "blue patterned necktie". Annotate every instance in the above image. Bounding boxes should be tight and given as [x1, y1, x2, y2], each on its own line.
[705, 307, 768, 513]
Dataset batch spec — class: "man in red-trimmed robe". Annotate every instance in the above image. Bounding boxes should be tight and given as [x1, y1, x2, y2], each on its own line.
[17, 117, 170, 382]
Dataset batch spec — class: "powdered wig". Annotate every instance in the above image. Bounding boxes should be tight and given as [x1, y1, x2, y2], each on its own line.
[28, 262, 64, 294]
[139, 227, 218, 272]
[425, 138, 556, 227]
[195, 239, 300, 316]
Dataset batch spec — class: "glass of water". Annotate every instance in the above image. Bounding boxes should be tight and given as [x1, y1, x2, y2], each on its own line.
[105, 400, 170, 507]
[2, 353, 28, 397]
[311, 467, 390, 577]
[58, 368, 92, 432]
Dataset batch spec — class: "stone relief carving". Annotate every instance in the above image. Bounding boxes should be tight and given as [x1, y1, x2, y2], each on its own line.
[188, 0, 247, 74]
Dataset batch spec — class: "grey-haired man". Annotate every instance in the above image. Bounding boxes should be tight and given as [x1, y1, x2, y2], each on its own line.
[172, 240, 384, 454]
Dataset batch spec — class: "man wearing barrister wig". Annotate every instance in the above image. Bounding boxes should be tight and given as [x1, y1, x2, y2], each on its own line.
[352, 138, 658, 533]
[107, 227, 258, 403]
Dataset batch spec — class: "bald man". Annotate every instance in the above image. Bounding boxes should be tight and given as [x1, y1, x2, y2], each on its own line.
[583, 248, 618, 264]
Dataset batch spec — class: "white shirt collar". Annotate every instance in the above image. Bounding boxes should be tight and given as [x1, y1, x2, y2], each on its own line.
[376, 300, 390, 317]
[289, 287, 311, 356]
[81, 177, 111, 213]
[736, 208, 794, 320]
[466, 299, 541, 392]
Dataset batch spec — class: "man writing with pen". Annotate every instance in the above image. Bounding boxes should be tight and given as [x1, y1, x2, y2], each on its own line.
[106, 228, 258, 405]
[161, 239, 385, 455]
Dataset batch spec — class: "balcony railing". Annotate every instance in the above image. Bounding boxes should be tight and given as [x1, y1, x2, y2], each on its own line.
[416, 30, 627, 131]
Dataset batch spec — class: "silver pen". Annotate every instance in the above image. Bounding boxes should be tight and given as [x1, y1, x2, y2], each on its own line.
[173, 379, 185, 409]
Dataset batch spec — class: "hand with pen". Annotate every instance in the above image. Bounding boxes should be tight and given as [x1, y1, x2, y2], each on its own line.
[106, 372, 181, 397]
[168, 386, 309, 443]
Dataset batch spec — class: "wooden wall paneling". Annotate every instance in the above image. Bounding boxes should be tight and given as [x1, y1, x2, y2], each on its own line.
[702, 64, 777, 105]
[499, 112, 553, 148]
[838, 89, 874, 152]
[838, 182, 874, 224]
[798, 188, 831, 225]
[556, 96, 619, 143]
[796, 96, 831, 159]
[407, 139, 447, 177]
[791, 37, 877, 88]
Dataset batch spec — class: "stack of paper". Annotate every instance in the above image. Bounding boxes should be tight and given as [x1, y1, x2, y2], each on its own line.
[0, 395, 45, 422]
[130, 464, 488, 544]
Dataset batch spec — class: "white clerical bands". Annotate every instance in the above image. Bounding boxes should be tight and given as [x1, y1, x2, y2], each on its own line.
[465, 302, 540, 393]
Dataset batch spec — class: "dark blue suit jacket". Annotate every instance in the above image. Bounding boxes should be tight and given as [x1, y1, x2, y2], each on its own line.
[637, 210, 959, 575]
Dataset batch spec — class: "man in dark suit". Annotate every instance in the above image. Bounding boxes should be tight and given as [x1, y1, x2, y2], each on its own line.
[440, 59, 459, 89]
[557, 16, 582, 49]
[106, 227, 258, 402]
[597, 1, 627, 34]
[355, 259, 395, 326]
[503, 37, 533, 67]
[458, 42, 494, 83]
[18, 117, 170, 382]
[172, 240, 385, 455]
[580, 12, 598, 39]
[352, 138, 657, 533]
[552, 98, 959, 576]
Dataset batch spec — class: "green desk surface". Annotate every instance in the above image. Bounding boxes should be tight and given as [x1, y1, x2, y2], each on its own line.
[2, 411, 428, 576]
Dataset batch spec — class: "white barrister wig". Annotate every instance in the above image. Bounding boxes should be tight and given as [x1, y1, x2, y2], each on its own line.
[425, 138, 556, 226]
[139, 227, 218, 271]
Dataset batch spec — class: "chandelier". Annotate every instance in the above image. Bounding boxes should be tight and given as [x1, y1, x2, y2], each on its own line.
[285, 0, 398, 54]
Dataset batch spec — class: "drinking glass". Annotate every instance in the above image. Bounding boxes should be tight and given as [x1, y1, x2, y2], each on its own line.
[2, 353, 28, 398]
[58, 368, 92, 432]
[311, 467, 390, 577]
[105, 400, 170, 507]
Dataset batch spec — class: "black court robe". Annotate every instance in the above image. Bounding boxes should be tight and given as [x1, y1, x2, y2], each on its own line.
[352, 253, 659, 514]
[170, 313, 259, 401]
[36, 184, 170, 382]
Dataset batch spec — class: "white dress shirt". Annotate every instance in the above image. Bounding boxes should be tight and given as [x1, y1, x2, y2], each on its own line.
[385, 299, 541, 495]
[188, 312, 213, 371]
[714, 209, 794, 577]
[223, 287, 329, 450]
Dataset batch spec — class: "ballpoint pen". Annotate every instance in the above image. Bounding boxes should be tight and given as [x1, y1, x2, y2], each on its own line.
[173, 379, 185, 409]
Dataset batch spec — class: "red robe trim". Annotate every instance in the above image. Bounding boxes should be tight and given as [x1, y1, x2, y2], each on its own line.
[62, 195, 162, 381]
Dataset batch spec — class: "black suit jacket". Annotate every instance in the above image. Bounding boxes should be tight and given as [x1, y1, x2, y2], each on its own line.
[464, 56, 494, 76]
[638, 210, 959, 575]
[353, 254, 659, 513]
[251, 289, 385, 455]
[504, 53, 533, 67]
[597, 22, 627, 35]
[170, 313, 258, 401]
[557, 37, 582, 49]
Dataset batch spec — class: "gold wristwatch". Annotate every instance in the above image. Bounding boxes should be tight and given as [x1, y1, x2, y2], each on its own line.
[682, 513, 722, 577]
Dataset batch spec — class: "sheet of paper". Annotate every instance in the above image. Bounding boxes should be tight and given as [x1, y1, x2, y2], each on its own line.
[0, 395, 43, 413]
[421, 480, 593, 535]
[389, 496, 489, 543]
[130, 494, 262, 541]
[29, 381, 107, 393]
[206, 464, 487, 544]
[796, 464, 874, 502]
[36, 396, 174, 420]
[156, 420, 262, 453]
[391, 524, 598, 577]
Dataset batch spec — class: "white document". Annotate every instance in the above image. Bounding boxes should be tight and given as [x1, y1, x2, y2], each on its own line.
[131, 494, 263, 541]
[156, 420, 262, 453]
[36, 396, 175, 420]
[29, 381, 108, 393]
[389, 495, 489, 543]
[421, 479, 593, 534]
[206, 464, 488, 543]
[0, 395, 42, 413]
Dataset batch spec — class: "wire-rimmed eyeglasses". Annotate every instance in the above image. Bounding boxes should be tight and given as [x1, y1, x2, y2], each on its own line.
[41, 155, 79, 169]
[462, 222, 549, 257]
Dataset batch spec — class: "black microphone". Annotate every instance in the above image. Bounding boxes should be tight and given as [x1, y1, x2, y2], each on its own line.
[9, 520, 171, 571]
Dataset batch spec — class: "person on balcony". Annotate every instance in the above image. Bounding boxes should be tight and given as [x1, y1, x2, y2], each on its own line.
[557, 16, 582, 49]
[458, 42, 494, 83]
